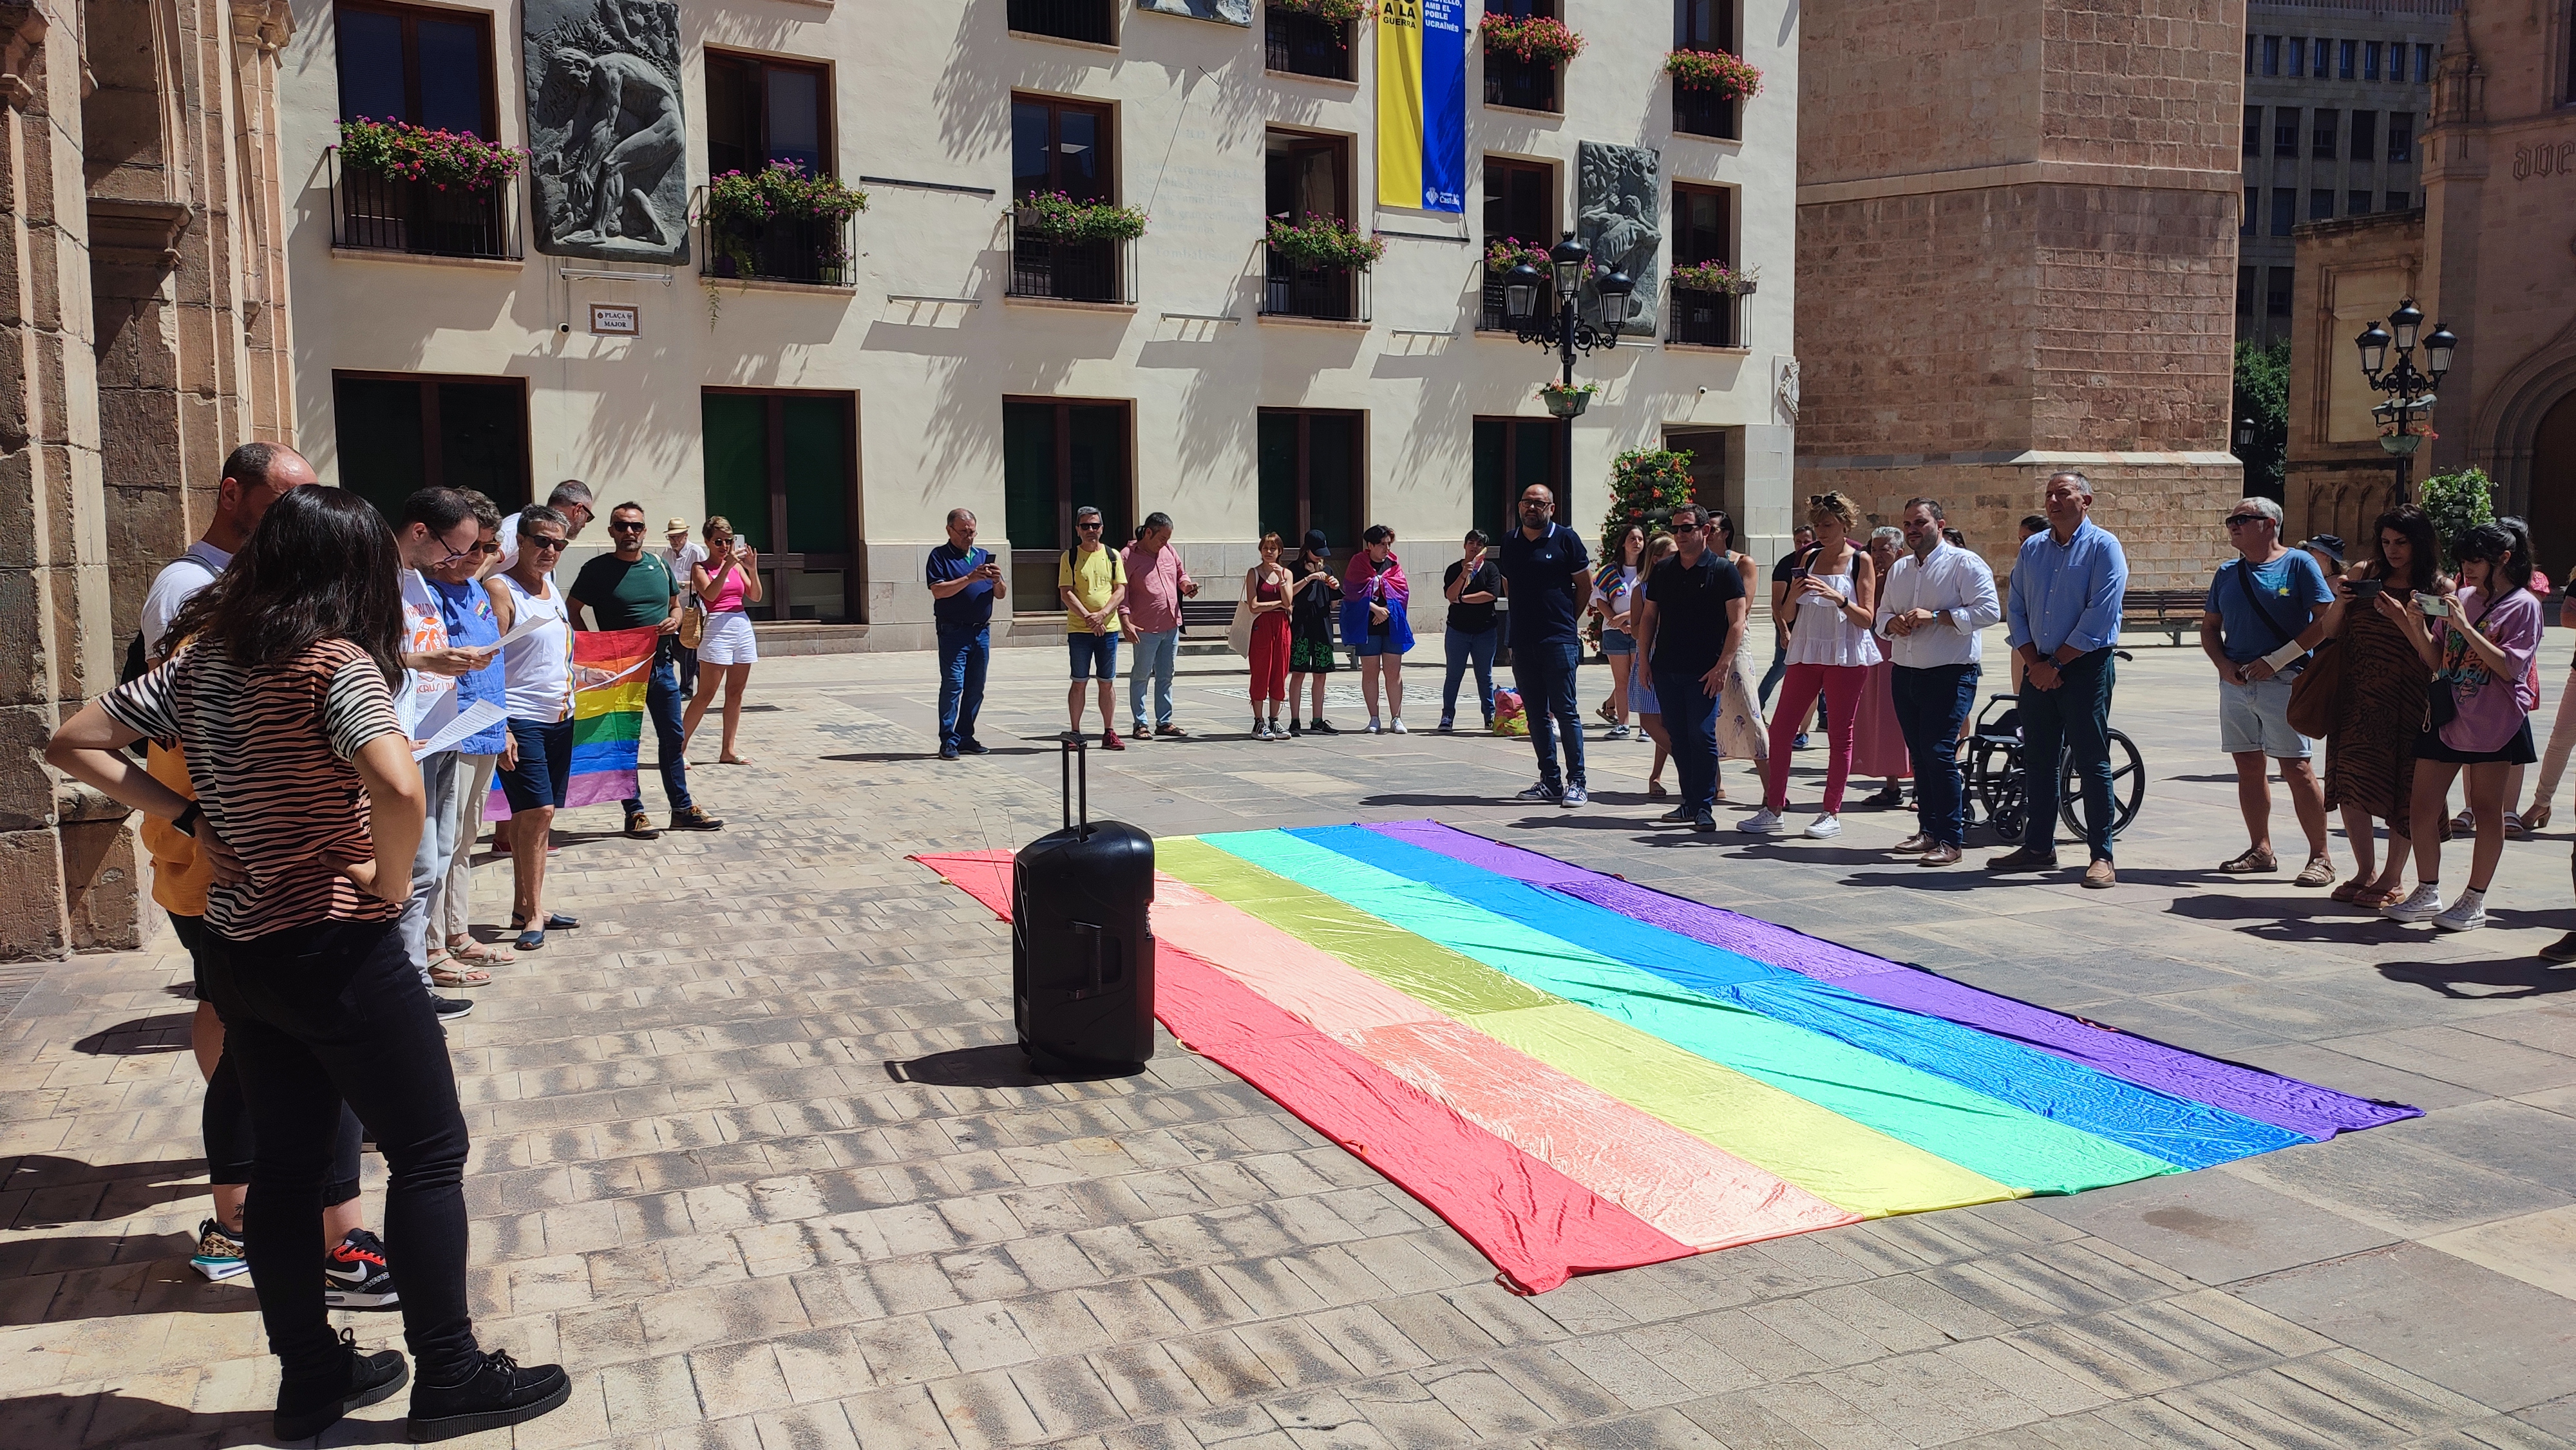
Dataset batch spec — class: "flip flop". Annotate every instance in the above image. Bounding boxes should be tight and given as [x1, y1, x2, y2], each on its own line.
[430, 962, 492, 989]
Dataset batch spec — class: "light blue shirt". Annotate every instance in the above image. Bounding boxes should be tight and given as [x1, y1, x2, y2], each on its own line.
[2007, 516, 2129, 657]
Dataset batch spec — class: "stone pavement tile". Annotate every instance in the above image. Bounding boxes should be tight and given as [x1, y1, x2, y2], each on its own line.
[2227, 1127, 2571, 1239]
[1412, 1361, 1558, 1439]
[1671, 1388, 1837, 1449]
[1829, 1348, 2049, 1443]
[1735, 1378, 1908, 1449]
[601, 1352, 709, 1436]
[2421, 1205, 2576, 1301]
[2090, 1395, 2266, 1448]
[1007, 1356, 1129, 1440]
[1258, 1389, 1398, 1450]
[2164, 1366, 2429, 1448]
[1336, 1374, 1481, 1447]
[2400, 1100, 2576, 1198]
[2273, 1347, 2505, 1439]
[2235, 1243, 2576, 1411]
[925, 1366, 1050, 1449]
[1608, 1319, 1761, 1398]
[2025, 1170, 2401, 1285]
[839, 1383, 959, 1450]
[1933, 1337, 2112, 1417]
[1232, 1319, 1363, 1393]
[1086, 1343, 1215, 1420]
[2504, 1398, 2576, 1445]
[2320, 1027, 2576, 1098]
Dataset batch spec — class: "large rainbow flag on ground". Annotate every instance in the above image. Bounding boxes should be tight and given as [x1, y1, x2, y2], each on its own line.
[484, 625, 654, 818]
[918, 822, 2417, 1293]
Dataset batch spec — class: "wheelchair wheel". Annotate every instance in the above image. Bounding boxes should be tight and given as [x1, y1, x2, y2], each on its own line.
[1973, 739, 2025, 842]
[2058, 728, 2146, 842]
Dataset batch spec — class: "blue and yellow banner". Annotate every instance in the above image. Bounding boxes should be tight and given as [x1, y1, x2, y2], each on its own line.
[1376, 0, 1464, 213]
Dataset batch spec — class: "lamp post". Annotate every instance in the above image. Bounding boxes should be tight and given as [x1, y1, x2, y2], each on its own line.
[2354, 297, 2458, 504]
[1504, 231, 1634, 499]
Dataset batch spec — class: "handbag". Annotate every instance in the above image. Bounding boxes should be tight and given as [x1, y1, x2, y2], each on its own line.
[2286, 636, 2340, 737]
[1227, 597, 1255, 657]
[677, 599, 706, 650]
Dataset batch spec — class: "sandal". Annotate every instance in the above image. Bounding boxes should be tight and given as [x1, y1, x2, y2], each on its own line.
[446, 937, 515, 967]
[430, 961, 492, 989]
[2526, 803, 2553, 831]
[511, 913, 578, 932]
[2353, 883, 2404, 909]
[2219, 847, 2277, 874]
[2294, 856, 2337, 888]
[2330, 876, 2369, 903]
[1647, 780, 1669, 799]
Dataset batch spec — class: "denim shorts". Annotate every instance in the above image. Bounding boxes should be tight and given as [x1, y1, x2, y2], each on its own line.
[2217, 674, 2310, 758]
[1351, 630, 1397, 658]
[1602, 628, 1636, 656]
[500, 717, 574, 811]
[1067, 631, 1118, 680]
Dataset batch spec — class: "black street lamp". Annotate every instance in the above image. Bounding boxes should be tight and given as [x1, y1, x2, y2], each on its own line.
[2354, 297, 2458, 504]
[1504, 231, 1633, 496]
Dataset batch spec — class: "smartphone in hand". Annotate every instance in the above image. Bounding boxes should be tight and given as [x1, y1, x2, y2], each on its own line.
[2415, 594, 2451, 617]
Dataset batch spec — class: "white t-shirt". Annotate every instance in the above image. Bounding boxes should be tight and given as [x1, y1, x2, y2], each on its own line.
[138, 541, 231, 660]
[398, 567, 458, 742]
[667, 540, 707, 598]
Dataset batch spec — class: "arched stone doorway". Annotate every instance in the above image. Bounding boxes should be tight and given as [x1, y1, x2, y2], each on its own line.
[2530, 392, 2576, 589]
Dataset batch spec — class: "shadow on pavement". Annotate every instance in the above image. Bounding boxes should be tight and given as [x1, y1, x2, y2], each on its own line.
[71, 1013, 194, 1055]
[887, 1043, 1146, 1088]
[2378, 956, 2576, 1000]
[0, 1393, 276, 1448]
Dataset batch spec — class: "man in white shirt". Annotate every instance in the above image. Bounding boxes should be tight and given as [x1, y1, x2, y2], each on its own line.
[491, 478, 596, 578]
[137, 442, 313, 661]
[1873, 496, 2002, 867]
[394, 488, 498, 1019]
[665, 516, 705, 699]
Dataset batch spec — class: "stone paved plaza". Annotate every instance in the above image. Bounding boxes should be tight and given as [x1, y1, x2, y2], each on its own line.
[6, 633, 2576, 1449]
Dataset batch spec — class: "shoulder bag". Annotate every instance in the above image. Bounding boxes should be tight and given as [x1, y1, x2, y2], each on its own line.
[2285, 636, 2340, 737]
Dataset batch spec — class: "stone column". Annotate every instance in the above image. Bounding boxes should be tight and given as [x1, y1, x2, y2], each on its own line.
[0, 0, 119, 959]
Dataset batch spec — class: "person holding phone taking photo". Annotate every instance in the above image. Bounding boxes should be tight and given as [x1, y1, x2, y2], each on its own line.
[2313, 505, 2447, 908]
[683, 516, 762, 764]
[925, 507, 1006, 760]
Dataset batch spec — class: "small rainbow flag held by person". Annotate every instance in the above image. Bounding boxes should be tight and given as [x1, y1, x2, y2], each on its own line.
[485, 625, 654, 818]
[917, 824, 2419, 1293]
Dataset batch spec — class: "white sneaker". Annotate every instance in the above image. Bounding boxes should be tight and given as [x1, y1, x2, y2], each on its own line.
[2433, 889, 2488, 932]
[2381, 883, 2445, 923]
[1389, 719, 1408, 735]
[1739, 809, 1785, 834]
[1364, 719, 1382, 734]
[1803, 813, 1842, 839]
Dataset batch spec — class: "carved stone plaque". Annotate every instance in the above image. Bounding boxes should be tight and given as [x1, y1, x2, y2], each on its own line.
[524, 0, 690, 264]
[1577, 141, 1660, 334]
[1139, 0, 1253, 25]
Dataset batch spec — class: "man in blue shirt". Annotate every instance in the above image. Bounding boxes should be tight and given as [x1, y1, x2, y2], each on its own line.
[1994, 471, 2130, 886]
[926, 508, 1007, 760]
[1496, 484, 1593, 807]
[2202, 496, 2337, 883]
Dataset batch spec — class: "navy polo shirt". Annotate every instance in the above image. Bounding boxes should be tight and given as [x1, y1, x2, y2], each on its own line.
[1497, 523, 1591, 648]
[927, 543, 996, 628]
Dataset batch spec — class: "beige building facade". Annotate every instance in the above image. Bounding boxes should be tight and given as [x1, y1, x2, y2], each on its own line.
[1795, 0, 2247, 589]
[2285, 0, 2576, 581]
[279, 0, 1802, 652]
[0, 0, 298, 961]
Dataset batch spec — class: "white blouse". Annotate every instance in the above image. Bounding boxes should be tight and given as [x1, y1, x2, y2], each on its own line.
[1784, 555, 1884, 668]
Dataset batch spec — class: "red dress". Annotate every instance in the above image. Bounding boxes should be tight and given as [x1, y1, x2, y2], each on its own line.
[1250, 576, 1290, 702]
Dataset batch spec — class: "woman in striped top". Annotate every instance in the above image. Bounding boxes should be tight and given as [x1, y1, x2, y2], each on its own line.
[44, 486, 569, 1442]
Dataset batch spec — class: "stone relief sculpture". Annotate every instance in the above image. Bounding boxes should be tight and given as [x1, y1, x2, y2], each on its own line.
[1577, 141, 1660, 332]
[1777, 357, 1801, 424]
[1139, 0, 1253, 25]
[525, 0, 688, 264]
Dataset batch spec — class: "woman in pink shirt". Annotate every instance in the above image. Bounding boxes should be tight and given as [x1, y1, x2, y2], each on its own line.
[683, 516, 762, 764]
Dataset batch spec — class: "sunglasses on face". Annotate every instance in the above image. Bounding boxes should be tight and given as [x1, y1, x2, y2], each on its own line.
[2224, 514, 2269, 529]
[1669, 522, 1701, 532]
[527, 536, 569, 553]
[1078, 521, 1103, 531]
[608, 520, 646, 533]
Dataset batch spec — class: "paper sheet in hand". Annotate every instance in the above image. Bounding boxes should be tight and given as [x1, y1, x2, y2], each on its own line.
[413, 699, 506, 760]
[493, 611, 551, 650]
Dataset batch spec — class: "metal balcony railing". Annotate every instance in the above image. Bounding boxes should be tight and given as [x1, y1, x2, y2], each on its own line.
[1007, 210, 1132, 304]
[1667, 287, 1739, 348]
[698, 207, 857, 287]
[1265, 10, 1354, 80]
[1673, 85, 1739, 140]
[1484, 53, 1560, 111]
[1008, 0, 1113, 44]
[327, 147, 521, 261]
[1477, 272, 1513, 332]
[1260, 247, 1370, 323]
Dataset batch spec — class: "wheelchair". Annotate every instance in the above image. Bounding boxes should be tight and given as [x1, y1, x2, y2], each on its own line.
[1960, 651, 2146, 844]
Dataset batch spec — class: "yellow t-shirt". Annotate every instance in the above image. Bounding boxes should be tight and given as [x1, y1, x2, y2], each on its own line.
[1059, 545, 1126, 632]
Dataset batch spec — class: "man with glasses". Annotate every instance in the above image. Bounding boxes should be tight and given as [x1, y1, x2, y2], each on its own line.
[393, 488, 502, 1024]
[571, 503, 723, 839]
[1496, 484, 1593, 807]
[2201, 496, 2336, 884]
[1991, 472, 2130, 888]
[493, 480, 596, 579]
[1633, 504, 1749, 832]
[1058, 505, 1129, 749]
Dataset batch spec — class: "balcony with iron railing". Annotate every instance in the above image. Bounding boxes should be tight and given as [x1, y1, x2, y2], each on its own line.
[1673, 85, 1739, 140]
[1477, 272, 1515, 332]
[1006, 210, 1133, 305]
[1008, 0, 1114, 44]
[1266, 10, 1354, 80]
[1260, 247, 1370, 323]
[1667, 287, 1740, 348]
[327, 146, 521, 262]
[1485, 53, 1560, 112]
[697, 206, 857, 287]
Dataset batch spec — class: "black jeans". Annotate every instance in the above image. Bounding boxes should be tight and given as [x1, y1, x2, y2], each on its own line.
[200, 916, 478, 1386]
[2020, 647, 2119, 860]
[623, 656, 694, 816]
[175, 911, 363, 1203]
[1512, 636, 1587, 789]
[1891, 663, 1980, 848]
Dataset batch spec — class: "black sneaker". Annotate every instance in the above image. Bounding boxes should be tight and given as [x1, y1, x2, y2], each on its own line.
[325, 1228, 399, 1310]
[275, 1328, 408, 1441]
[2543, 932, 2576, 965]
[408, 1349, 572, 1442]
[431, 996, 473, 1022]
[670, 806, 724, 831]
[1287, 720, 1304, 737]
[1311, 718, 1340, 735]
[938, 744, 961, 760]
[960, 739, 990, 755]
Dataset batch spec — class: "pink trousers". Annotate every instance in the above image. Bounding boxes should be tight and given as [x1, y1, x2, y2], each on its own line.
[1764, 663, 1870, 813]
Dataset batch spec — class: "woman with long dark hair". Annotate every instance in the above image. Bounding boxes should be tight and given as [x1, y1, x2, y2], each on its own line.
[1592, 522, 1647, 739]
[2382, 519, 2542, 931]
[1342, 524, 1414, 732]
[44, 486, 567, 1442]
[2318, 505, 2447, 907]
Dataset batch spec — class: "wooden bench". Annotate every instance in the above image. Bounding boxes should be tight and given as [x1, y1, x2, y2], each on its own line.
[2121, 588, 2206, 646]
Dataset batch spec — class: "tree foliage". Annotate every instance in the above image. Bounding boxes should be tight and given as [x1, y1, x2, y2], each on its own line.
[2231, 338, 2289, 500]
[2418, 466, 2496, 570]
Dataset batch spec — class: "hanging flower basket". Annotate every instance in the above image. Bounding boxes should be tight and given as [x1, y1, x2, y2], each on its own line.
[1480, 14, 1586, 65]
[337, 117, 523, 192]
[1016, 191, 1150, 243]
[1538, 381, 1598, 419]
[1668, 260, 1758, 296]
[1484, 236, 1552, 274]
[1270, 0, 1378, 27]
[1663, 49, 1763, 100]
[1266, 213, 1386, 270]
